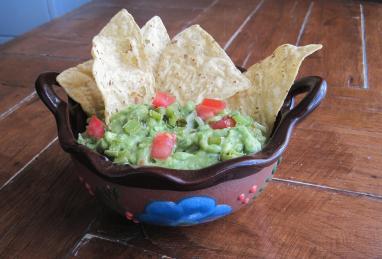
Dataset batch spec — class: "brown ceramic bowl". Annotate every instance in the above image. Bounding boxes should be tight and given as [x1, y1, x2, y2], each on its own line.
[35, 71, 326, 226]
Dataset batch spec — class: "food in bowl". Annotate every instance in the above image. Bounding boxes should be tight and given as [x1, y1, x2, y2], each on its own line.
[56, 9, 322, 170]
[78, 93, 266, 169]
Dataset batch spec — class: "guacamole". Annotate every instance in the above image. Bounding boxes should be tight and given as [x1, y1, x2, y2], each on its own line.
[78, 100, 266, 170]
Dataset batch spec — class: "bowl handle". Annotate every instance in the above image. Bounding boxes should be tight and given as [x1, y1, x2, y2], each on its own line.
[284, 76, 327, 122]
[260, 76, 327, 162]
[35, 72, 76, 150]
[270, 76, 327, 136]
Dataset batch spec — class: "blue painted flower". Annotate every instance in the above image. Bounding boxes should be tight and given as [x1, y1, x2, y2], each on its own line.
[137, 196, 232, 226]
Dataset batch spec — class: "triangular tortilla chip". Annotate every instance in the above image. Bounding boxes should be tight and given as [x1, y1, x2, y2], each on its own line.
[141, 16, 170, 73]
[92, 9, 155, 123]
[57, 60, 104, 117]
[156, 25, 251, 105]
[227, 44, 322, 133]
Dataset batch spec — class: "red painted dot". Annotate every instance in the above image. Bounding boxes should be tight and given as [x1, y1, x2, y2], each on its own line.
[249, 185, 258, 193]
[238, 193, 245, 201]
[243, 197, 250, 204]
[125, 211, 133, 220]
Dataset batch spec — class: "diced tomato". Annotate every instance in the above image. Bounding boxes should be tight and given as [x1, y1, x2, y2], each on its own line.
[209, 116, 236, 129]
[86, 115, 105, 139]
[152, 92, 176, 108]
[196, 105, 216, 120]
[196, 98, 227, 120]
[200, 98, 226, 113]
[151, 132, 176, 160]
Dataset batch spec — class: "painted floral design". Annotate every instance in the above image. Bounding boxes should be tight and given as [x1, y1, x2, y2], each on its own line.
[137, 196, 232, 226]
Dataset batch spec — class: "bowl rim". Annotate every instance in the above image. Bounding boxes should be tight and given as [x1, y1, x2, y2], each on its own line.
[35, 72, 327, 191]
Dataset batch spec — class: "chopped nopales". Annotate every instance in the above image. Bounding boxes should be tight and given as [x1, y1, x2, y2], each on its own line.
[227, 44, 323, 134]
[156, 25, 251, 105]
[79, 101, 267, 169]
[92, 9, 156, 123]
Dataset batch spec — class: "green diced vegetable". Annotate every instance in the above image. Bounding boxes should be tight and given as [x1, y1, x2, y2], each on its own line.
[78, 100, 266, 170]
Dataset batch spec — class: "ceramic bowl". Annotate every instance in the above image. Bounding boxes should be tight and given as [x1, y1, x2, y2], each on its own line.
[36, 72, 326, 227]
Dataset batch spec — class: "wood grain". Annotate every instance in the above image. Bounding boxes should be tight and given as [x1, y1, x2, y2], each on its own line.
[17, 0, 215, 46]
[0, 36, 92, 60]
[274, 85, 382, 195]
[0, 143, 98, 259]
[226, 0, 311, 67]
[298, 0, 364, 88]
[364, 2, 382, 91]
[180, 0, 263, 47]
[75, 181, 382, 258]
[0, 83, 33, 117]
[71, 235, 166, 258]
[93, 0, 216, 10]
[0, 54, 76, 116]
[0, 54, 77, 87]
[0, 98, 57, 186]
[278, 126, 382, 195]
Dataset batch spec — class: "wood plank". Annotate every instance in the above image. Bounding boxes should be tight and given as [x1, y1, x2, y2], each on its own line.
[0, 142, 98, 258]
[180, 0, 263, 47]
[77, 181, 382, 258]
[0, 54, 76, 116]
[319, 86, 382, 113]
[0, 83, 33, 118]
[32, 0, 212, 43]
[92, 0, 216, 10]
[0, 36, 92, 60]
[0, 56, 75, 184]
[70, 235, 167, 258]
[364, 1, 382, 91]
[298, 0, 364, 88]
[226, 0, 311, 67]
[278, 126, 382, 195]
[0, 98, 57, 186]
[0, 54, 77, 87]
[274, 86, 382, 195]
[301, 101, 382, 134]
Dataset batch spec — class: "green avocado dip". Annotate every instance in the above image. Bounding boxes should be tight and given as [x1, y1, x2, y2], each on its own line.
[78, 98, 267, 170]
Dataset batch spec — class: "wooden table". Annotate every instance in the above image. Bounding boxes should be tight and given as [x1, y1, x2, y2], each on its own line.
[1, 0, 381, 258]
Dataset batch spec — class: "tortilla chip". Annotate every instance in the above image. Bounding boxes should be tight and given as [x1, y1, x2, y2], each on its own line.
[92, 9, 155, 123]
[227, 44, 322, 133]
[57, 60, 104, 117]
[141, 16, 170, 73]
[156, 24, 251, 105]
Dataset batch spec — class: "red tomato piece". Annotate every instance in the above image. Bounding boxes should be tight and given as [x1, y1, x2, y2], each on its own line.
[152, 92, 176, 108]
[196, 98, 227, 120]
[209, 116, 236, 129]
[151, 132, 176, 160]
[200, 98, 226, 113]
[196, 105, 216, 120]
[86, 115, 105, 139]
